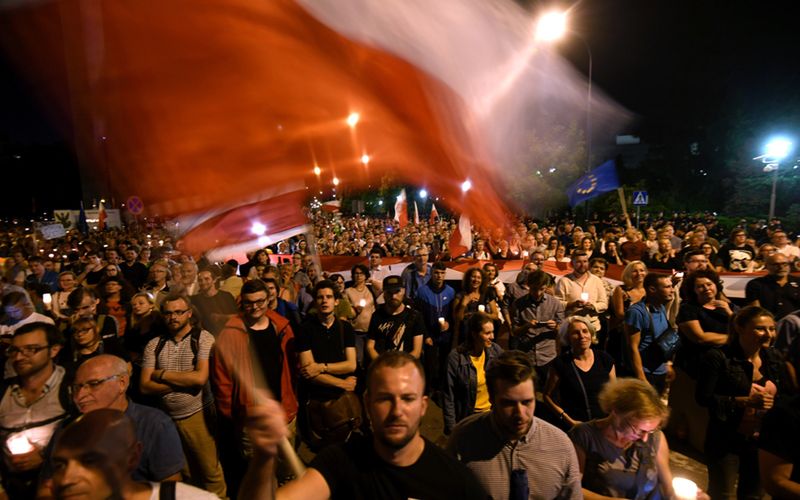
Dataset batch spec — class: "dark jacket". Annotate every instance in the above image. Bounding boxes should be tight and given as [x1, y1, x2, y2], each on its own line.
[443, 343, 503, 433]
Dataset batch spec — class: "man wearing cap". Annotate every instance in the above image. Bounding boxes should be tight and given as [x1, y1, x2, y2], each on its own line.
[366, 276, 424, 362]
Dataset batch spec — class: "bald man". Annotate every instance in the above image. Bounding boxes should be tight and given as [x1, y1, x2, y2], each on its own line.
[50, 409, 215, 499]
[41, 355, 184, 487]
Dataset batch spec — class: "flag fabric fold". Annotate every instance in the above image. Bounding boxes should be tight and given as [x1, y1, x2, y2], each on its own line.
[565, 160, 620, 207]
[448, 214, 472, 258]
[413, 201, 420, 225]
[429, 203, 439, 223]
[394, 189, 408, 228]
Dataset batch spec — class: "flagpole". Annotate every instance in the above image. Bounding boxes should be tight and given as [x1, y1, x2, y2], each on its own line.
[617, 187, 632, 229]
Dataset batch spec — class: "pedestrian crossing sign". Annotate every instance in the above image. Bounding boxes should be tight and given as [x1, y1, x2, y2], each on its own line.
[632, 191, 648, 206]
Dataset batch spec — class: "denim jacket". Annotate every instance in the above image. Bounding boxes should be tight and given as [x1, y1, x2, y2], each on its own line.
[443, 343, 503, 433]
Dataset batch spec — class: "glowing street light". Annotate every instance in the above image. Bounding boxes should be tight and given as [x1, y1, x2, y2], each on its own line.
[251, 222, 267, 236]
[313, 165, 321, 176]
[361, 154, 370, 165]
[332, 177, 340, 186]
[419, 189, 428, 199]
[346, 112, 360, 128]
[755, 136, 794, 220]
[461, 180, 472, 193]
[535, 11, 567, 42]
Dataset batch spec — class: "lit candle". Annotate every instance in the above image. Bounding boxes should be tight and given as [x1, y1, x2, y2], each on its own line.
[438, 317, 445, 325]
[7, 433, 34, 455]
[359, 299, 366, 308]
[42, 293, 52, 310]
[478, 305, 486, 313]
[672, 478, 697, 500]
[580, 292, 589, 302]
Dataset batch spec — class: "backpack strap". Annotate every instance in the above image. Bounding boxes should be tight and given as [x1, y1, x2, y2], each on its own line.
[158, 480, 177, 500]
[154, 328, 202, 368]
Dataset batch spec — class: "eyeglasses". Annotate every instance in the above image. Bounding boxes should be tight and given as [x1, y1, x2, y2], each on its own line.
[162, 309, 189, 317]
[69, 374, 123, 394]
[6, 345, 50, 357]
[623, 420, 657, 439]
[242, 298, 267, 309]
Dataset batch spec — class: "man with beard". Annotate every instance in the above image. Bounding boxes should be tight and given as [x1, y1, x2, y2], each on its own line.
[191, 267, 237, 336]
[0, 322, 68, 499]
[120, 245, 149, 289]
[447, 351, 581, 499]
[213, 279, 297, 497]
[554, 251, 608, 337]
[266, 351, 487, 499]
[366, 276, 424, 362]
[140, 294, 226, 498]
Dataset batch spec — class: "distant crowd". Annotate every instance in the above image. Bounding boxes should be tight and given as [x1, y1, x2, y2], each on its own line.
[1, 209, 799, 499]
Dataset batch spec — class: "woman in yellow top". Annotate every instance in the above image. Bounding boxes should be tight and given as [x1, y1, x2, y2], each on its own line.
[443, 312, 503, 434]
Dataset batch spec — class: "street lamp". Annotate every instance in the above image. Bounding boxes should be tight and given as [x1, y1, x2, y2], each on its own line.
[535, 10, 593, 172]
[754, 137, 793, 220]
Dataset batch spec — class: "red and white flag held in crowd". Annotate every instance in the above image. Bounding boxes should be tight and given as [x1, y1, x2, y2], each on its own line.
[413, 201, 420, 225]
[429, 203, 439, 223]
[97, 201, 107, 231]
[448, 214, 472, 258]
[321, 200, 341, 213]
[394, 189, 408, 228]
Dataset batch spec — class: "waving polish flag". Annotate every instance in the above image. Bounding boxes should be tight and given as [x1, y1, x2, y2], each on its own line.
[449, 214, 473, 258]
[0, 0, 628, 255]
[429, 203, 439, 224]
[394, 189, 408, 228]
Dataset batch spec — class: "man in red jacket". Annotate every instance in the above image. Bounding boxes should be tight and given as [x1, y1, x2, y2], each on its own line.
[212, 279, 297, 497]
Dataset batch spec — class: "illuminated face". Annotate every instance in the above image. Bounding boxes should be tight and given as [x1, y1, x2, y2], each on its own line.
[590, 261, 606, 277]
[162, 300, 192, 333]
[468, 270, 483, 290]
[630, 264, 647, 284]
[72, 361, 127, 413]
[614, 414, 660, 445]
[366, 364, 428, 451]
[572, 255, 589, 274]
[474, 321, 494, 348]
[9, 329, 58, 378]
[59, 274, 76, 291]
[72, 322, 100, 349]
[131, 296, 153, 316]
[740, 315, 776, 349]
[314, 287, 338, 316]
[491, 378, 535, 440]
[693, 277, 717, 302]
[684, 255, 708, 272]
[568, 321, 592, 352]
[242, 291, 268, 322]
[430, 268, 446, 288]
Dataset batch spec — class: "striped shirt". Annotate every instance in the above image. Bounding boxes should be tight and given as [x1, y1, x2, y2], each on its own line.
[447, 413, 582, 500]
[142, 328, 214, 420]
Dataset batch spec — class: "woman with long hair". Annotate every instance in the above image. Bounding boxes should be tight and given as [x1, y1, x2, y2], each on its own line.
[453, 267, 500, 348]
[697, 306, 788, 499]
[443, 312, 503, 435]
[544, 316, 616, 430]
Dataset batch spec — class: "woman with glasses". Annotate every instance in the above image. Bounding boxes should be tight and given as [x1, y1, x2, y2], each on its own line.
[569, 378, 689, 500]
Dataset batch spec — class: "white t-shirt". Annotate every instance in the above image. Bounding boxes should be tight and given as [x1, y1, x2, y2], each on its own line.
[148, 482, 219, 499]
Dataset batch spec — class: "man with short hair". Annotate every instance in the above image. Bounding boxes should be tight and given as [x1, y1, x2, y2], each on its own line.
[180, 260, 200, 296]
[400, 247, 431, 300]
[718, 228, 757, 272]
[554, 251, 608, 335]
[0, 322, 68, 498]
[40, 354, 184, 488]
[1, 291, 55, 337]
[414, 262, 455, 392]
[121, 246, 149, 289]
[65, 287, 119, 338]
[772, 229, 800, 261]
[25, 256, 59, 294]
[448, 350, 582, 499]
[625, 273, 675, 394]
[191, 267, 237, 336]
[746, 253, 800, 320]
[140, 294, 226, 498]
[48, 410, 221, 499]
[267, 351, 487, 499]
[214, 279, 298, 496]
[368, 250, 390, 298]
[510, 270, 565, 383]
[367, 276, 424, 362]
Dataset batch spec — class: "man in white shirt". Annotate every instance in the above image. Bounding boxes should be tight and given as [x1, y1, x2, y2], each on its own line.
[554, 251, 608, 338]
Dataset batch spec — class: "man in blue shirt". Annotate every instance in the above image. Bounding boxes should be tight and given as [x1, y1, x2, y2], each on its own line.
[400, 247, 431, 300]
[415, 262, 455, 394]
[625, 273, 675, 395]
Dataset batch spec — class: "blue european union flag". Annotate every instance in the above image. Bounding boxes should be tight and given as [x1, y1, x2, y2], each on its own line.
[565, 160, 620, 207]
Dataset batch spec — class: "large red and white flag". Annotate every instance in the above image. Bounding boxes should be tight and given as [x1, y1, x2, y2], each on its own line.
[448, 214, 472, 258]
[394, 189, 408, 228]
[429, 203, 439, 223]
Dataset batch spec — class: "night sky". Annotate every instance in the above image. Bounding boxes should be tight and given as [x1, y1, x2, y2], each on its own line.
[1, 0, 798, 217]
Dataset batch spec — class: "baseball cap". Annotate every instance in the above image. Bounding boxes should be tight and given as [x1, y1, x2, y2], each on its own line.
[383, 275, 403, 294]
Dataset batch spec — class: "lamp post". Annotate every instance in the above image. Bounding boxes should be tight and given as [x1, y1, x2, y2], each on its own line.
[536, 11, 593, 173]
[754, 137, 793, 220]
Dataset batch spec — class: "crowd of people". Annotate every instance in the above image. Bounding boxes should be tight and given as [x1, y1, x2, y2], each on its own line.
[0, 208, 799, 499]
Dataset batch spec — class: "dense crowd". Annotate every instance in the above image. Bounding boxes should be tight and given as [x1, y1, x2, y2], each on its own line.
[1, 209, 799, 499]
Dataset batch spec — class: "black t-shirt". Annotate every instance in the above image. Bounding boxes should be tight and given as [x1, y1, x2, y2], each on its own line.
[248, 323, 282, 400]
[552, 349, 614, 421]
[310, 434, 488, 500]
[745, 276, 800, 321]
[676, 302, 732, 379]
[759, 394, 800, 486]
[296, 317, 355, 400]
[191, 291, 237, 335]
[717, 243, 756, 272]
[120, 261, 150, 289]
[367, 306, 425, 355]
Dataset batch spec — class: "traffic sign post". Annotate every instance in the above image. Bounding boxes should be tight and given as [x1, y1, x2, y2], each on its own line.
[632, 191, 648, 228]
